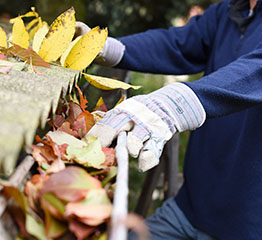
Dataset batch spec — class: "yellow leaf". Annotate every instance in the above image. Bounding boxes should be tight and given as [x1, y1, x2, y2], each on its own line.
[0, 27, 7, 48]
[11, 17, 29, 49]
[60, 35, 81, 67]
[32, 23, 49, 53]
[63, 26, 108, 70]
[38, 7, 76, 62]
[26, 18, 39, 31]
[83, 73, 142, 90]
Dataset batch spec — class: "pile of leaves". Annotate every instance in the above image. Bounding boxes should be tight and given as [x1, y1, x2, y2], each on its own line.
[3, 85, 118, 240]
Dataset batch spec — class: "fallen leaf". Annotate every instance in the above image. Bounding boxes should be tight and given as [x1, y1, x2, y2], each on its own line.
[41, 193, 66, 220]
[66, 136, 105, 168]
[57, 121, 78, 138]
[83, 73, 141, 90]
[47, 130, 87, 148]
[94, 97, 108, 112]
[67, 101, 83, 125]
[65, 189, 112, 226]
[0, 43, 50, 68]
[11, 16, 29, 49]
[44, 209, 67, 239]
[60, 35, 81, 67]
[31, 144, 57, 166]
[40, 166, 102, 202]
[0, 27, 7, 48]
[25, 213, 46, 240]
[38, 7, 76, 62]
[75, 84, 88, 111]
[101, 147, 116, 167]
[72, 111, 95, 137]
[102, 166, 118, 186]
[68, 219, 96, 240]
[63, 26, 108, 70]
[32, 23, 49, 53]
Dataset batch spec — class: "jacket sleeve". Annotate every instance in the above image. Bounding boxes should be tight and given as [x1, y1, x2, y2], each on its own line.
[117, 2, 221, 75]
[185, 46, 262, 118]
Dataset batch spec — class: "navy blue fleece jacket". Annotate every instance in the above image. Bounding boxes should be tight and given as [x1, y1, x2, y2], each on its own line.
[117, 0, 262, 239]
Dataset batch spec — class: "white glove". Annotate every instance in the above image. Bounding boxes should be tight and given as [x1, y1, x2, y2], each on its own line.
[75, 21, 125, 67]
[88, 83, 206, 172]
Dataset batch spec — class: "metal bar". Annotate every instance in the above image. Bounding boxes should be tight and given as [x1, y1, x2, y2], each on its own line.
[166, 134, 180, 198]
[134, 157, 165, 217]
[109, 132, 129, 240]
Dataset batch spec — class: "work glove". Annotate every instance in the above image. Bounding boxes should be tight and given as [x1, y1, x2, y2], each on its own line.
[88, 83, 206, 172]
[75, 21, 125, 67]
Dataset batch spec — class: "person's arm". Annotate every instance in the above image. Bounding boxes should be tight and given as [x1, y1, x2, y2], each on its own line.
[185, 46, 262, 118]
[117, 2, 221, 74]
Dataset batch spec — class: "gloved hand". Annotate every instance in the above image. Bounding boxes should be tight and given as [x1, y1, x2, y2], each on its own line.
[88, 83, 206, 172]
[75, 21, 125, 67]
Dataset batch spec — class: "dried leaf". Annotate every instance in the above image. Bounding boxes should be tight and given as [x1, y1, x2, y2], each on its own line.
[67, 101, 83, 125]
[32, 23, 49, 53]
[75, 84, 88, 111]
[0, 27, 7, 48]
[11, 17, 29, 49]
[83, 73, 141, 90]
[0, 43, 50, 68]
[101, 147, 116, 167]
[40, 166, 102, 202]
[72, 111, 95, 137]
[66, 136, 105, 168]
[38, 7, 76, 62]
[94, 97, 108, 112]
[63, 26, 108, 70]
[47, 130, 87, 148]
[25, 214, 46, 240]
[41, 193, 66, 220]
[44, 209, 67, 239]
[68, 219, 96, 240]
[65, 189, 112, 226]
[31, 144, 57, 166]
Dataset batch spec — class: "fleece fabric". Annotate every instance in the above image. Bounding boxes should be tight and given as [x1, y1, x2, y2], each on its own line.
[116, 0, 262, 239]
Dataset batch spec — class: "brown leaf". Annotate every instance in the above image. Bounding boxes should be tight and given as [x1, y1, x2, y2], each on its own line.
[31, 144, 57, 166]
[68, 218, 96, 240]
[101, 147, 116, 167]
[67, 101, 83, 126]
[72, 111, 95, 137]
[0, 43, 50, 68]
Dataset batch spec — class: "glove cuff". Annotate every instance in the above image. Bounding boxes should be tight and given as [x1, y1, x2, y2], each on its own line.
[150, 82, 206, 132]
[96, 37, 125, 67]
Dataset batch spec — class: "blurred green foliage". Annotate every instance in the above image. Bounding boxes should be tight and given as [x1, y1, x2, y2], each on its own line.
[0, 0, 217, 37]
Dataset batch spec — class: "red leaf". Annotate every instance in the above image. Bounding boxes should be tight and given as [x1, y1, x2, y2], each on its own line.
[0, 44, 50, 68]
[40, 167, 102, 202]
[57, 121, 78, 138]
[68, 219, 96, 240]
[0, 53, 7, 60]
[72, 111, 95, 137]
[102, 147, 116, 167]
[53, 114, 66, 128]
